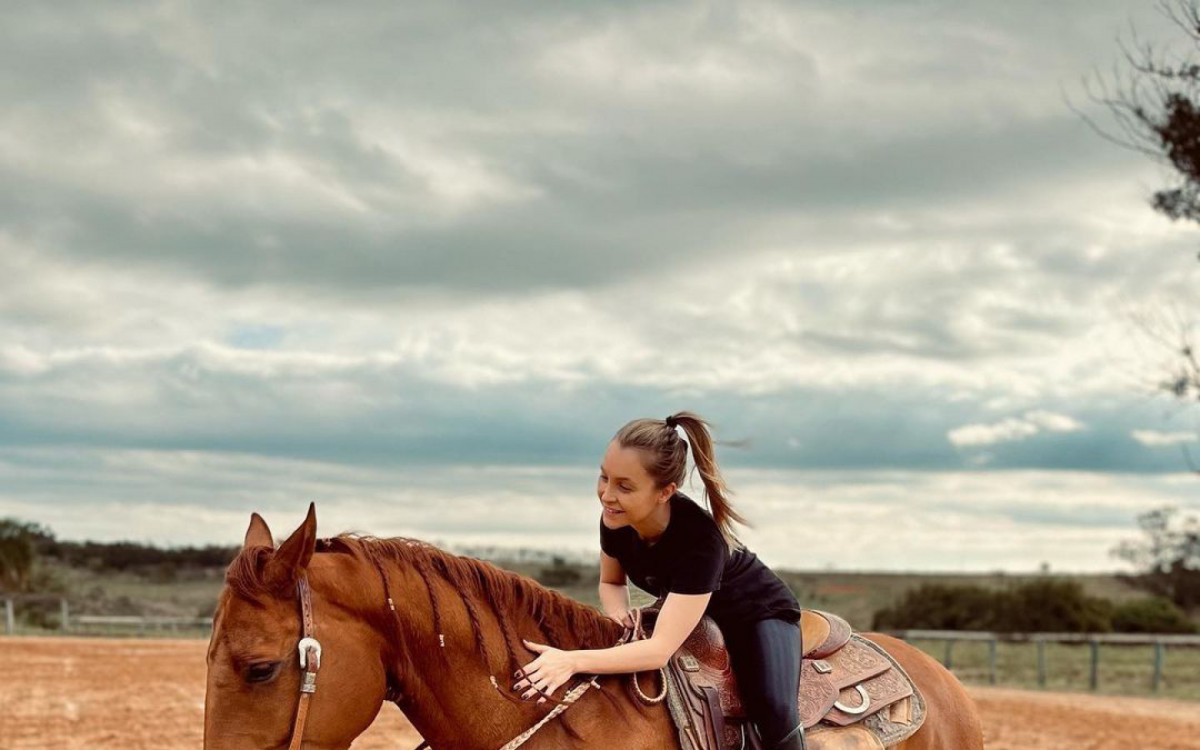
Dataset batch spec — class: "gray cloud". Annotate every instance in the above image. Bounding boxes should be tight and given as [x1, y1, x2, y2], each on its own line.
[3, 1, 1200, 556]
[1, 0, 1185, 295]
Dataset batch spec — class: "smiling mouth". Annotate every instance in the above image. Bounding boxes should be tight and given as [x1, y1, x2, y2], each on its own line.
[603, 506, 625, 515]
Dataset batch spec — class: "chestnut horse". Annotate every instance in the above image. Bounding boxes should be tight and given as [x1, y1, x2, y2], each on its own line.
[204, 506, 984, 749]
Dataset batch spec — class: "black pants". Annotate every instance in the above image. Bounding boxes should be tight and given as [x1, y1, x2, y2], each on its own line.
[722, 618, 802, 748]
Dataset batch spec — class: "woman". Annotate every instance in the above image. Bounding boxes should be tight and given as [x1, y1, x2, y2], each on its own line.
[516, 411, 806, 750]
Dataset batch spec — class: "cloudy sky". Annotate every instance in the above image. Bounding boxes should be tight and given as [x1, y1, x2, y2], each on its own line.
[3, 0, 1200, 572]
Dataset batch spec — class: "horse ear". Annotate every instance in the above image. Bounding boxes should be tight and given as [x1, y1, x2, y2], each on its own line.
[243, 513, 275, 549]
[264, 503, 317, 589]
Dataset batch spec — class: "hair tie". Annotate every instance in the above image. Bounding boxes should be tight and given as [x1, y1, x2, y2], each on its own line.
[664, 415, 678, 430]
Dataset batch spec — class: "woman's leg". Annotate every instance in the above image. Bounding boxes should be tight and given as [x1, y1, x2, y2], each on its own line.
[724, 618, 802, 748]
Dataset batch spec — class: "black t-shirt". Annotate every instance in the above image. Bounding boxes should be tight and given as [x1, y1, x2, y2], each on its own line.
[599, 492, 802, 630]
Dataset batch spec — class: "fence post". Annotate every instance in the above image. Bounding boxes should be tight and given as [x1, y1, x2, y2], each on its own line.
[60, 599, 70, 632]
[1036, 639, 1046, 688]
[988, 639, 997, 685]
[4, 599, 13, 635]
[943, 639, 954, 670]
[1152, 641, 1164, 693]
[1089, 639, 1099, 691]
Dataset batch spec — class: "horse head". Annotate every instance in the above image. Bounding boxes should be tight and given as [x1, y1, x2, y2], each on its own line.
[202, 505, 681, 750]
[203, 504, 389, 750]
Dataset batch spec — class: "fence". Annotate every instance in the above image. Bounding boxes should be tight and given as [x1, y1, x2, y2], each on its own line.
[2, 597, 210, 635]
[71, 615, 212, 635]
[889, 629, 1200, 694]
[2, 595, 69, 633]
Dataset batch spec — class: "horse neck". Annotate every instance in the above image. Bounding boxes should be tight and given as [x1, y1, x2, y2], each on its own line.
[375, 545, 627, 749]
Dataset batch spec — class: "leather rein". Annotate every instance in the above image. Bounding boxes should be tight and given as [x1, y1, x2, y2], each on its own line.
[283, 571, 607, 750]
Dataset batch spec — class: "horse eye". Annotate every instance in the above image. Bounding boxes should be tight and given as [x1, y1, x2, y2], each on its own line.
[245, 661, 282, 684]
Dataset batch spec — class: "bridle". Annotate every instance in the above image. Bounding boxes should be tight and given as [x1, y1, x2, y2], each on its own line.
[285, 575, 322, 750]
[283, 569, 603, 750]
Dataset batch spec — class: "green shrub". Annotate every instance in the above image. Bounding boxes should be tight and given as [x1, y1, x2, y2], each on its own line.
[872, 584, 999, 630]
[994, 579, 1113, 633]
[1111, 597, 1198, 634]
[875, 579, 1120, 633]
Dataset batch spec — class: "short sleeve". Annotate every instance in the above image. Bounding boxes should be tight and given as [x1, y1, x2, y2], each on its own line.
[666, 524, 726, 595]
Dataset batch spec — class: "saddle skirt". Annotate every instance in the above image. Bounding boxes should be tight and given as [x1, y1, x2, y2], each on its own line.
[633, 608, 926, 750]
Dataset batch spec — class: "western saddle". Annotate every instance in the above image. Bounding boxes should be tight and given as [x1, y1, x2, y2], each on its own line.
[626, 606, 926, 750]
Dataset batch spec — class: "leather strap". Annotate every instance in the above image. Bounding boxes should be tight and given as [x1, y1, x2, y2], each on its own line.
[700, 686, 725, 748]
[287, 575, 321, 750]
[287, 694, 313, 750]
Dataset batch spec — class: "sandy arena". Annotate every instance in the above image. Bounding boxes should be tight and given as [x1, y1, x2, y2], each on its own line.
[4, 637, 1199, 749]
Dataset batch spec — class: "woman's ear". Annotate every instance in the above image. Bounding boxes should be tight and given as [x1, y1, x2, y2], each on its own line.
[659, 482, 677, 503]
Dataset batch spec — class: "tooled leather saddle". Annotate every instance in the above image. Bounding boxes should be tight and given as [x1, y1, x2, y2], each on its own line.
[628, 606, 926, 750]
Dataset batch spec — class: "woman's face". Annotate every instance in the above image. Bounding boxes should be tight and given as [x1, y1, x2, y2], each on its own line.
[597, 441, 673, 532]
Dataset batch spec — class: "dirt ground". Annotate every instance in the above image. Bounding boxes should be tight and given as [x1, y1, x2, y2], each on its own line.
[5, 637, 1199, 749]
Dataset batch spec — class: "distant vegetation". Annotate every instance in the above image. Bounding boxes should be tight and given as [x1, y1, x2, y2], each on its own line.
[2, 513, 1197, 637]
[0, 518, 239, 588]
[1112, 507, 1200, 616]
[869, 508, 1199, 634]
[0, 519, 41, 591]
[872, 580, 1196, 634]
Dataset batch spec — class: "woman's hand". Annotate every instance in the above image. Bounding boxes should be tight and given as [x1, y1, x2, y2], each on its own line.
[514, 639, 579, 704]
[607, 609, 635, 630]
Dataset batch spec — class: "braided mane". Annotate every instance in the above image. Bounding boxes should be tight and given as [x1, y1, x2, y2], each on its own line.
[225, 534, 624, 678]
[349, 536, 622, 666]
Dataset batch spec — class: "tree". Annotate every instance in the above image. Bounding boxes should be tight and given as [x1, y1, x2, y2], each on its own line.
[1112, 506, 1200, 614]
[0, 519, 48, 593]
[1086, 0, 1200, 412]
[1088, 1, 1200, 232]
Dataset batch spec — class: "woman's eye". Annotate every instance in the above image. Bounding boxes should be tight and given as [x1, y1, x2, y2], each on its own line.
[245, 662, 282, 684]
[619, 485, 633, 492]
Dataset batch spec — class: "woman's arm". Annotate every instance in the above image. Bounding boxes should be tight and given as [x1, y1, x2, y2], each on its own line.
[598, 551, 632, 626]
[517, 590, 713, 699]
[570, 591, 711, 673]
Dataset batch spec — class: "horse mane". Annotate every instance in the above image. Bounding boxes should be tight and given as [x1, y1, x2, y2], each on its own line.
[339, 536, 623, 663]
[225, 534, 624, 677]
